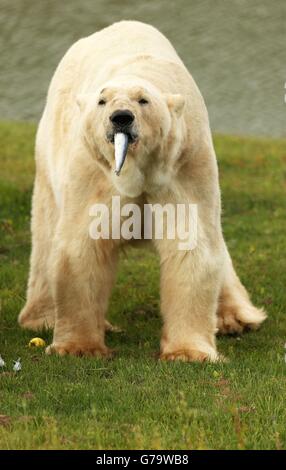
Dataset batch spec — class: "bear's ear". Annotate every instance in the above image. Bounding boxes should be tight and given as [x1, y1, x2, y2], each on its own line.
[166, 93, 185, 117]
[76, 93, 89, 111]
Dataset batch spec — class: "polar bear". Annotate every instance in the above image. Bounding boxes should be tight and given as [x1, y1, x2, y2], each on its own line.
[18, 21, 266, 361]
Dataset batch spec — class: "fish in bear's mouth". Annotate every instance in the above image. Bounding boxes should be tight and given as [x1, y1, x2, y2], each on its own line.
[107, 130, 138, 175]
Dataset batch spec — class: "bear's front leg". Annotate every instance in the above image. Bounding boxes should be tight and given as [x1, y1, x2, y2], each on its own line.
[156, 239, 224, 362]
[46, 222, 118, 357]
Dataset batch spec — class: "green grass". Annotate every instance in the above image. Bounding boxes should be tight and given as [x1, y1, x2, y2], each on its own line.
[0, 121, 286, 450]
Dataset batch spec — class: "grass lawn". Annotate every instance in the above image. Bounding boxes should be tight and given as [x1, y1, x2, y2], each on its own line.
[0, 121, 286, 450]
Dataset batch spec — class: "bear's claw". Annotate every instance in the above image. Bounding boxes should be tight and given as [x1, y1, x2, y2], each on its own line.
[160, 349, 222, 363]
[45, 343, 114, 358]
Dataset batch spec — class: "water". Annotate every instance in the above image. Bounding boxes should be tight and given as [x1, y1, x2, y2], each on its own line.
[0, 0, 285, 137]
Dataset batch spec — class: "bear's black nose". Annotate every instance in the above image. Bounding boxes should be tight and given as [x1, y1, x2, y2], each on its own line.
[110, 110, 135, 128]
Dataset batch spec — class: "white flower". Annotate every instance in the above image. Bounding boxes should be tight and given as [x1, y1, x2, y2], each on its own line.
[13, 358, 22, 372]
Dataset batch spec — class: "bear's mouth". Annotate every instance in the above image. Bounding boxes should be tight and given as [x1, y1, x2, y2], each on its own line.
[107, 130, 138, 145]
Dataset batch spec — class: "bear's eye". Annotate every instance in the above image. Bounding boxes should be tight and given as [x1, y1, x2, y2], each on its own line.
[138, 98, 149, 105]
[98, 99, 106, 106]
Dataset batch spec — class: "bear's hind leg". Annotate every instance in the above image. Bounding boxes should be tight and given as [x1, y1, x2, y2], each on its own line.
[18, 170, 57, 331]
[217, 250, 266, 335]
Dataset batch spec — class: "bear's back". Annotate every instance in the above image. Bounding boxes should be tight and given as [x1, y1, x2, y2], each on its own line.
[47, 21, 186, 98]
[90, 21, 183, 65]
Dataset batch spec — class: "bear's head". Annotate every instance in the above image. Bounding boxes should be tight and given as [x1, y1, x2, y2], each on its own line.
[77, 77, 185, 197]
